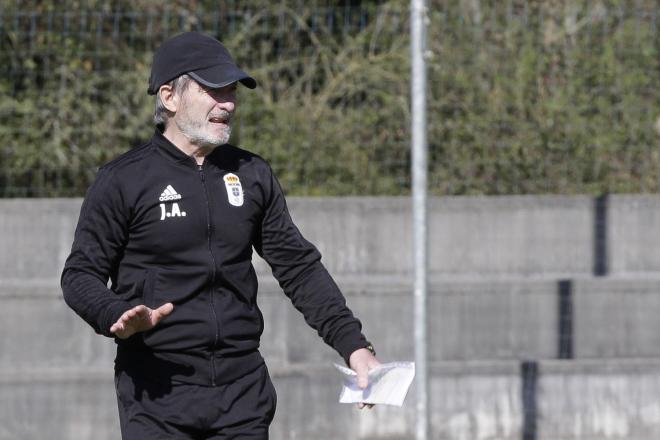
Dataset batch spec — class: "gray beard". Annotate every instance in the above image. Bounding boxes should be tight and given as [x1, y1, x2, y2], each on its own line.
[176, 116, 232, 148]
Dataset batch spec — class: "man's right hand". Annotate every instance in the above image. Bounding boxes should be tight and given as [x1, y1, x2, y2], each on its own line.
[348, 347, 381, 409]
[110, 303, 174, 339]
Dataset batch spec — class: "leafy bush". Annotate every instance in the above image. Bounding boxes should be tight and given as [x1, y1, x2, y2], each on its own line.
[0, 0, 657, 196]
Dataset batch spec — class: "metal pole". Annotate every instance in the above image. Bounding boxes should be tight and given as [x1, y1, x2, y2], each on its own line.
[411, 0, 429, 439]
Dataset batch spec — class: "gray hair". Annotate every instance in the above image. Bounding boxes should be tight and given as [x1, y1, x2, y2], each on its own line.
[153, 74, 193, 127]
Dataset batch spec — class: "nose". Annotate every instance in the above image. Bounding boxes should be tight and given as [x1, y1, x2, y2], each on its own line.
[209, 87, 237, 113]
[218, 99, 235, 113]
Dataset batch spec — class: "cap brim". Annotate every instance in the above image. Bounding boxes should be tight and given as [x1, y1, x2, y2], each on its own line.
[188, 65, 257, 90]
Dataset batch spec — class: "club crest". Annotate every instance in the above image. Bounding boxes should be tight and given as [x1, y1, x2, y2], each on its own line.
[223, 173, 244, 207]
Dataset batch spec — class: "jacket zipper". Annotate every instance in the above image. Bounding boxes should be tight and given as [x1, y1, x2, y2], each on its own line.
[199, 163, 220, 386]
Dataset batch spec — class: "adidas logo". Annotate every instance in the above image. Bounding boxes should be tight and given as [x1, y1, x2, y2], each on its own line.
[159, 185, 182, 202]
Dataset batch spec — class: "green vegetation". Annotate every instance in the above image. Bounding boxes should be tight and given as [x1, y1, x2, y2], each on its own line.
[0, 0, 657, 196]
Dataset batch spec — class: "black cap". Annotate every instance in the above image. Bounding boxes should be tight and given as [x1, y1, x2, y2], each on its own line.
[147, 32, 256, 95]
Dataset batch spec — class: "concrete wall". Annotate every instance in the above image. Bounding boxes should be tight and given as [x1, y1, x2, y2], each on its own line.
[2, 196, 660, 439]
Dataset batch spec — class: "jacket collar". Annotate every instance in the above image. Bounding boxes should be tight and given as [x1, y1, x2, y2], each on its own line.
[152, 128, 199, 168]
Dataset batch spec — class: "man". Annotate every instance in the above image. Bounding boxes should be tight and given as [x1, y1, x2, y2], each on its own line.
[61, 31, 379, 439]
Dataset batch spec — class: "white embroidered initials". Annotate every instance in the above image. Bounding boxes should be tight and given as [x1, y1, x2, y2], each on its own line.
[158, 185, 187, 220]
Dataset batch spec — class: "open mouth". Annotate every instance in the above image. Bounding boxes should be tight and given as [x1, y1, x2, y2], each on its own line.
[208, 111, 232, 125]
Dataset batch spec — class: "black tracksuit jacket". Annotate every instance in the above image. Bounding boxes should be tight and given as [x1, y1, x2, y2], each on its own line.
[61, 130, 368, 386]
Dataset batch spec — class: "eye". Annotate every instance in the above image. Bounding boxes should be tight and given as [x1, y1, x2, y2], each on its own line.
[207, 85, 236, 100]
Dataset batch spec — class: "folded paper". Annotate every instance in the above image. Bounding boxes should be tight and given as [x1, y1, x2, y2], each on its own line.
[335, 362, 415, 407]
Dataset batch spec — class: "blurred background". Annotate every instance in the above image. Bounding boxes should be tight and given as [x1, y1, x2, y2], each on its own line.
[0, 0, 659, 439]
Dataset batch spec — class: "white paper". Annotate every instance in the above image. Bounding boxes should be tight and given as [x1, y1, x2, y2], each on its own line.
[334, 362, 415, 407]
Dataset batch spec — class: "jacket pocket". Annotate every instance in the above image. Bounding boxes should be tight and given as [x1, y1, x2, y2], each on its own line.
[115, 277, 146, 307]
[142, 269, 157, 308]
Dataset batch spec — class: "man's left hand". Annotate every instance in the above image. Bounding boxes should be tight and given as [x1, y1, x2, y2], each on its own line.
[348, 347, 381, 409]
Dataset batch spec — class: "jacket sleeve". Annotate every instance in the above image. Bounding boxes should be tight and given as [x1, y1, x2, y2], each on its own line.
[61, 167, 133, 337]
[254, 166, 368, 363]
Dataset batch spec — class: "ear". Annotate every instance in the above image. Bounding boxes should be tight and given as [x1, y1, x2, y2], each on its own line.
[159, 84, 179, 113]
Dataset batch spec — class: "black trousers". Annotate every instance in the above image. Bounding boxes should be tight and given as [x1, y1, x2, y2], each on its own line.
[115, 363, 277, 439]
